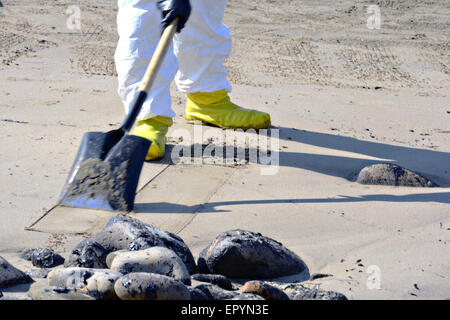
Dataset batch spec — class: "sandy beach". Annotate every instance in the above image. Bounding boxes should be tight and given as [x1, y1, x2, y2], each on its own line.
[0, 0, 449, 300]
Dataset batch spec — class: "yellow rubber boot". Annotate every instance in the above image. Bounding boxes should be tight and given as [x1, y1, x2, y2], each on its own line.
[185, 90, 271, 130]
[131, 116, 173, 161]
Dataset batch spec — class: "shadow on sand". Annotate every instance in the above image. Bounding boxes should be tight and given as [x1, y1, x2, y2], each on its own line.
[136, 127, 449, 214]
[276, 127, 450, 184]
[134, 191, 450, 214]
[164, 127, 449, 184]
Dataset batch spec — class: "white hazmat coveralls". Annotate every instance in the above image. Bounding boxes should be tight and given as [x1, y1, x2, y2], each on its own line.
[114, 0, 232, 120]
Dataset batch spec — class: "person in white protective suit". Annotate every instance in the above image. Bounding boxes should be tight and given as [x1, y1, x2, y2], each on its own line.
[115, 0, 271, 160]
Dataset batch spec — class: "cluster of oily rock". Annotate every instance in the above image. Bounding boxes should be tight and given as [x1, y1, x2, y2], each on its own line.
[65, 214, 197, 274]
[2, 215, 347, 300]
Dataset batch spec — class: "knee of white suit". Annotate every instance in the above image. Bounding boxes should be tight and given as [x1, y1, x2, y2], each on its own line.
[174, 0, 232, 93]
[115, 0, 232, 120]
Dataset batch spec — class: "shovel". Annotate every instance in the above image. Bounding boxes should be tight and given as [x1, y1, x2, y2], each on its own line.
[58, 19, 178, 212]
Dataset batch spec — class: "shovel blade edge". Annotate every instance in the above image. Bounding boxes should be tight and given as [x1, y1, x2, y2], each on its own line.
[59, 133, 150, 212]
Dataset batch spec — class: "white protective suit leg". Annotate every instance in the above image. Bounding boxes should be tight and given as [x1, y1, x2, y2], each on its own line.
[174, 0, 232, 93]
[115, 0, 178, 120]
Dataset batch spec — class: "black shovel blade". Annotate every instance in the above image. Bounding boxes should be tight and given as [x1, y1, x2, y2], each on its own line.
[58, 130, 150, 212]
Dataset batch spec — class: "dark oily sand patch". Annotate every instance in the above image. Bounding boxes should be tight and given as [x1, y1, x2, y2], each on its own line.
[194, 284, 238, 300]
[110, 247, 191, 285]
[0, 256, 33, 288]
[114, 272, 190, 300]
[66, 215, 196, 274]
[191, 273, 233, 290]
[356, 163, 438, 187]
[169, 134, 276, 168]
[241, 280, 290, 300]
[0, 29, 56, 66]
[197, 229, 308, 279]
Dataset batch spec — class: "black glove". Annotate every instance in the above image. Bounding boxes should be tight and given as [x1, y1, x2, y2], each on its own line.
[156, 0, 191, 33]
